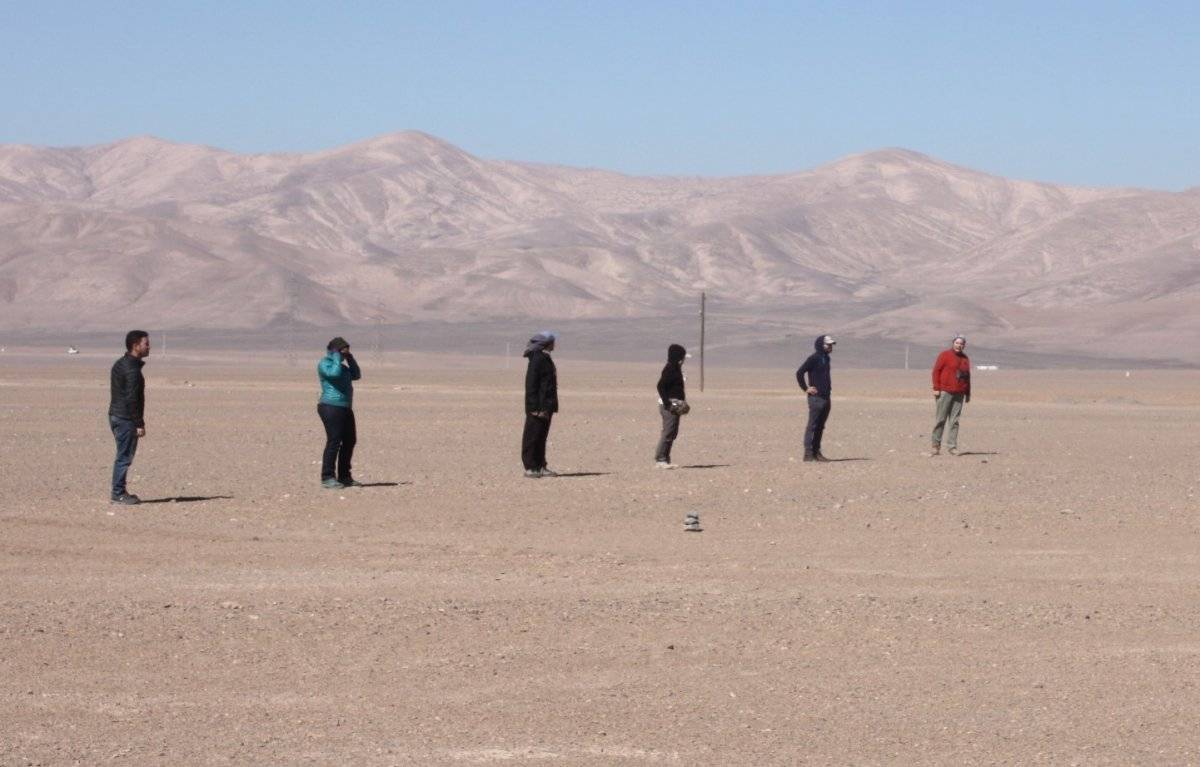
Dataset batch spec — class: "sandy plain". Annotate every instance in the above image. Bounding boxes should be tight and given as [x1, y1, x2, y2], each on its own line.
[2, 351, 1199, 765]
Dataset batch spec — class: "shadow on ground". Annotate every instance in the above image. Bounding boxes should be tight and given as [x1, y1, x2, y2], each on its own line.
[140, 495, 234, 504]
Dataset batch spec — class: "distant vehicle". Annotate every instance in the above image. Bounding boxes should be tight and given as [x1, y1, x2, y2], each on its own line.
[975, 364, 998, 371]
[67, 346, 80, 355]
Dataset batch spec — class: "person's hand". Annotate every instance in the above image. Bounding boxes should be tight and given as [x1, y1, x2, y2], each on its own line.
[965, 395, 971, 404]
[532, 410, 549, 419]
[136, 427, 146, 437]
[933, 390, 940, 399]
[806, 386, 818, 395]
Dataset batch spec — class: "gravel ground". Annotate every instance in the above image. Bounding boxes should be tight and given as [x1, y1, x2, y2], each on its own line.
[3, 353, 1199, 765]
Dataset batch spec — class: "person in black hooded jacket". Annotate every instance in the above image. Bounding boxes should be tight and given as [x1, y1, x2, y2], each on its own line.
[796, 334, 836, 462]
[654, 343, 687, 468]
[522, 331, 559, 477]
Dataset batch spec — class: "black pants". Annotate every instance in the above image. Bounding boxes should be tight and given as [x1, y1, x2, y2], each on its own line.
[318, 403, 356, 481]
[804, 395, 831, 453]
[521, 413, 552, 471]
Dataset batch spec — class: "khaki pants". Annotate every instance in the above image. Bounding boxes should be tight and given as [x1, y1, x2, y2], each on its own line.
[932, 392, 965, 449]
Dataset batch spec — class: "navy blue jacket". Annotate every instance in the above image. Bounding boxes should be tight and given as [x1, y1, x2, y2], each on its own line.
[796, 335, 833, 397]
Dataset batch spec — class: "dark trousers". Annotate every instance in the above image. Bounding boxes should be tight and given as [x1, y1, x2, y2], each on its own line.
[109, 415, 139, 497]
[521, 413, 552, 470]
[804, 395, 832, 453]
[318, 403, 357, 481]
[655, 405, 680, 463]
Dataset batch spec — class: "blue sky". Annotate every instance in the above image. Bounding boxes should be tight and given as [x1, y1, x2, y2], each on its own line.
[1, 1, 1196, 189]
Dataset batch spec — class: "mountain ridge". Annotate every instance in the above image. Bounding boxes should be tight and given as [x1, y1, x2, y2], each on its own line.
[1, 132, 1196, 362]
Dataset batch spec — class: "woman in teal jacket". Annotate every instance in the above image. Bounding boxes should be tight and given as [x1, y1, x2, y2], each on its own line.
[317, 336, 362, 488]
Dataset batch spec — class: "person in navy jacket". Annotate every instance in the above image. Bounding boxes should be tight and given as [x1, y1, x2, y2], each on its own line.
[796, 334, 836, 462]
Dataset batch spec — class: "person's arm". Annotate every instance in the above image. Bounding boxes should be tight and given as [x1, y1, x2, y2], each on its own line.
[963, 357, 971, 402]
[123, 362, 146, 431]
[525, 355, 547, 417]
[344, 352, 361, 381]
[537, 360, 557, 414]
[797, 356, 817, 395]
[932, 352, 945, 397]
[318, 352, 347, 382]
[657, 365, 674, 403]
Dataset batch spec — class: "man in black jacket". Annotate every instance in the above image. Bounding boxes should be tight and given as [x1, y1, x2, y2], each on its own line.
[796, 334, 835, 462]
[109, 330, 150, 503]
[522, 331, 559, 478]
[655, 343, 687, 468]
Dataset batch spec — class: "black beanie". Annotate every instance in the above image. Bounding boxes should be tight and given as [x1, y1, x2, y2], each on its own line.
[327, 336, 349, 352]
[668, 343, 687, 362]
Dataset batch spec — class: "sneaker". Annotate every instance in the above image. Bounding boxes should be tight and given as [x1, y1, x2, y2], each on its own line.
[111, 493, 141, 505]
[814, 452, 831, 463]
[340, 479, 364, 487]
[539, 466, 560, 477]
[930, 445, 941, 456]
[321, 478, 345, 489]
[803, 452, 816, 462]
[947, 447, 959, 456]
[523, 469, 542, 479]
[655, 461, 678, 470]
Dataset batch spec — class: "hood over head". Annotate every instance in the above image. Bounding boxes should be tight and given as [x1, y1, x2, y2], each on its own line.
[523, 330, 556, 356]
[814, 334, 836, 352]
[667, 343, 687, 363]
[327, 336, 349, 352]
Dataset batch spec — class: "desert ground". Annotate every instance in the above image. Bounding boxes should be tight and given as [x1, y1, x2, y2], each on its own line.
[3, 350, 1199, 765]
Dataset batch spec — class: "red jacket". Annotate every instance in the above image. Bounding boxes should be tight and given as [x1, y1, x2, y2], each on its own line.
[932, 350, 971, 395]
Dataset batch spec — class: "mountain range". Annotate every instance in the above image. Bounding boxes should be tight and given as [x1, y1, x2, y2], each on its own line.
[1, 131, 1197, 362]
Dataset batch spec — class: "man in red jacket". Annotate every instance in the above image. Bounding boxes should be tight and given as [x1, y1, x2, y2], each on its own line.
[931, 335, 971, 456]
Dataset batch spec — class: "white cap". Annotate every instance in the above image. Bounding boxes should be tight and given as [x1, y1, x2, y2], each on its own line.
[823, 335, 836, 345]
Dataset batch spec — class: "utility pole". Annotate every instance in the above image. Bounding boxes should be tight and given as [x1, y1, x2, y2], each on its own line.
[699, 291, 706, 392]
[285, 273, 298, 367]
[162, 331, 167, 358]
[905, 343, 910, 371]
[373, 316, 383, 365]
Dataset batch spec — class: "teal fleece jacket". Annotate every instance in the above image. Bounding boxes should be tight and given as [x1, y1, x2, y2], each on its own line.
[318, 350, 361, 408]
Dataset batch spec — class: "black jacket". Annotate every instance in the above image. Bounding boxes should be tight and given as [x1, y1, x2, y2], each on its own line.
[657, 344, 687, 403]
[796, 335, 832, 397]
[109, 354, 146, 427]
[524, 349, 558, 413]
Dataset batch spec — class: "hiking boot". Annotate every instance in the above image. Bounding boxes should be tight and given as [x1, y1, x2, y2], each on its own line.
[111, 493, 141, 505]
[539, 466, 560, 477]
[814, 452, 831, 463]
[930, 445, 941, 456]
[947, 447, 959, 456]
[321, 478, 345, 489]
[803, 452, 816, 462]
[340, 479, 364, 487]
[523, 469, 542, 479]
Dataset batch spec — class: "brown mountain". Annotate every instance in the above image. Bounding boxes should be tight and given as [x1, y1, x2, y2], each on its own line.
[1, 132, 1197, 362]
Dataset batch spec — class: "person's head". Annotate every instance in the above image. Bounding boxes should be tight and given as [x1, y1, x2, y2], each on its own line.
[952, 335, 967, 353]
[668, 343, 687, 364]
[125, 330, 150, 358]
[815, 334, 836, 354]
[528, 331, 556, 353]
[327, 336, 350, 354]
